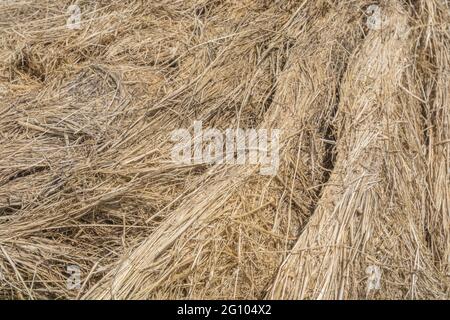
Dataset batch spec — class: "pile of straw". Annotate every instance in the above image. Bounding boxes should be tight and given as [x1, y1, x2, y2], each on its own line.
[0, 0, 448, 299]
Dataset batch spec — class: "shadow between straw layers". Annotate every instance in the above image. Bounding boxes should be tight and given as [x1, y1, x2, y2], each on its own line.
[0, 0, 448, 300]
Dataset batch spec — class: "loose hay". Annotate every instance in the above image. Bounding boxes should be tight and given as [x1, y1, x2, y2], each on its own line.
[0, 0, 448, 300]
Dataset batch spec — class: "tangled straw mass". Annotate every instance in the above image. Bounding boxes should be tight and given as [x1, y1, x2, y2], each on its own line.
[0, 0, 448, 300]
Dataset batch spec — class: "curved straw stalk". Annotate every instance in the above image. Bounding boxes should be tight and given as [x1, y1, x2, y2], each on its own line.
[417, 0, 450, 278]
[85, 1, 368, 300]
[0, 0, 289, 298]
[0, 0, 448, 300]
[267, 3, 448, 299]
